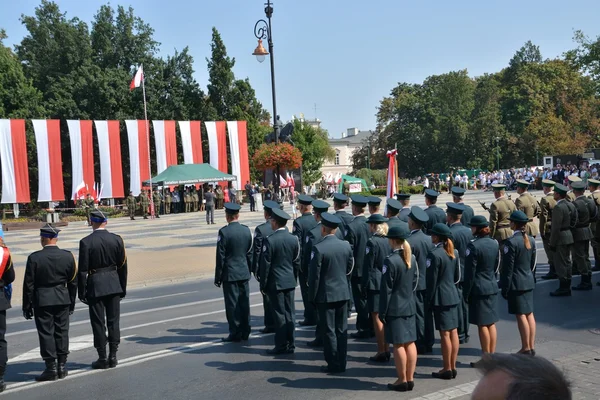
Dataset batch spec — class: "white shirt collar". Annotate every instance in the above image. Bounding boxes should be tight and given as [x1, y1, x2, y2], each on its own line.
[276, 227, 286, 232]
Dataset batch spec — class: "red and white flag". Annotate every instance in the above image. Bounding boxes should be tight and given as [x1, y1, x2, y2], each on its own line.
[0, 119, 30, 204]
[94, 120, 124, 198]
[130, 66, 144, 90]
[74, 181, 86, 200]
[152, 120, 178, 174]
[386, 149, 398, 199]
[125, 120, 151, 196]
[178, 121, 203, 164]
[32, 120, 65, 202]
[67, 120, 95, 200]
[205, 121, 228, 173]
[226, 121, 250, 190]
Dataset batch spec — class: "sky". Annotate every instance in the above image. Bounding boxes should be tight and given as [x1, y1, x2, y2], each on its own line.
[1, 0, 600, 138]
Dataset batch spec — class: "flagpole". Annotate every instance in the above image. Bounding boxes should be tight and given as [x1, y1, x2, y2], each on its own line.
[141, 65, 154, 219]
[395, 142, 401, 194]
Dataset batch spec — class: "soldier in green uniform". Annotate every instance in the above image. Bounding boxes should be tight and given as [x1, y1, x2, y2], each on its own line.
[451, 187, 474, 226]
[260, 207, 300, 355]
[488, 184, 516, 249]
[214, 203, 253, 342]
[514, 179, 540, 237]
[83, 193, 94, 226]
[362, 214, 391, 362]
[501, 211, 537, 355]
[308, 213, 354, 373]
[549, 184, 578, 297]
[423, 190, 446, 234]
[152, 189, 161, 218]
[368, 196, 381, 215]
[446, 203, 474, 345]
[395, 193, 412, 222]
[184, 189, 191, 213]
[126, 191, 136, 220]
[588, 179, 600, 272]
[332, 193, 353, 238]
[215, 185, 224, 209]
[406, 207, 433, 354]
[305, 200, 344, 348]
[139, 190, 149, 219]
[463, 216, 500, 367]
[539, 180, 558, 280]
[345, 195, 371, 339]
[570, 181, 596, 291]
[566, 175, 580, 202]
[343, 181, 350, 196]
[252, 200, 278, 334]
[164, 189, 172, 214]
[385, 198, 409, 230]
[192, 188, 199, 212]
[293, 194, 319, 326]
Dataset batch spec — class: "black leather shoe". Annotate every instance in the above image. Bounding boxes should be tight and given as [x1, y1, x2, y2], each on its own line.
[266, 348, 289, 355]
[387, 382, 408, 392]
[320, 365, 344, 374]
[369, 352, 389, 363]
[259, 327, 275, 334]
[306, 339, 323, 348]
[407, 381, 414, 391]
[0, 379, 5, 393]
[452, 369, 458, 379]
[350, 331, 371, 339]
[541, 272, 558, 280]
[57, 356, 68, 379]
[36, 360, 58, 382]
[221, 335, 241, 343]
[432, 370, 453, 380]
[91, 358, 108, 369]
[298, 320, 316, 327]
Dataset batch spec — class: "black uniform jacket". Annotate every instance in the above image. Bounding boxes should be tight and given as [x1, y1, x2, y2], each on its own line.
[449, 222, 474, 283]
[216, 221, 253, 283]
[426, 245, 461, 307]
[463, 235, 499, 300]
[260, 229, 300, 292]
[500, 231, 536, 295]
[424, 205, 447, 234]
[345, 215, 370, 278]
[252, 221, 273, 276]
[379, 250, 417, 318]
[363, 234, 391, 292]
[406, 229, 433, 291]
[308, 235, 353, 303]
[293, 213, 319, 272]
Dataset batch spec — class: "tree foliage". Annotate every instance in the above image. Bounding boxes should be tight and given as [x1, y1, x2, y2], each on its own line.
[291, 119, 335, 184]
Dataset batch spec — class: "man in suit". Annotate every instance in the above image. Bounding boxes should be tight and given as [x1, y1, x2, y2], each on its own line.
[539, 180, 558, 280]
[549, 184, 577, 297]
[385, 198, 409, 230]
[260, 208, 300, 354]
[78, 210, 127, 369]
[205, 186, 216, 225]
[406, 207, 433, 354]
[451, 187, 474, 226]
[215, 203, 253, 342]
[309, 213, 354, 373]
[571, 181, 596, 291]
[252, 200, 278, 334]
[345, 195, 371, 339]
[446, 202, 474, 344]
[423, 189, 446, 234]
[23, 225, 77, 381]
[293, 194, 319, 326]
[395, 193, 412, 222]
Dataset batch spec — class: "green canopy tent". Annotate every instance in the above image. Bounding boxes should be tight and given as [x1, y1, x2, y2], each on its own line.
[338, 174, 369, 193]
[142, 164, 236, 186]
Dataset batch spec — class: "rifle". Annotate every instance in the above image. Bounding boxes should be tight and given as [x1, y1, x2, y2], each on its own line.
[478, 200, 489, 211]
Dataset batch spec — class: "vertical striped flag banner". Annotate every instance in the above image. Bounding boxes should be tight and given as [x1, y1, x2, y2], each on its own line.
[33, 120, 64, 202]
[67, 120, 95, 200]
[125, 120, 150, 196]
[386, 149, 398, 199]
[94, 120, 124, 198]
[205, 121, 228, 173]
[226, 121, 250, 190]
[152, 120, 178, 174]
[0, 119, 30, 203]
[178, 121, 203, 164]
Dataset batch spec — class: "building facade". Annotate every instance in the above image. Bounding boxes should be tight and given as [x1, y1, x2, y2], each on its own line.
[321, 128, 373, 176]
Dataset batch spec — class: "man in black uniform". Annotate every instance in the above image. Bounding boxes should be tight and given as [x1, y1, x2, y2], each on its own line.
[0, 238, 15, 392]
[446, 202, 474, 344]
[333, 193, 353, 237]
[368, 196, 381, 215]
[423, 189, 446, 234]
[385, 198, 409, 230]
[260, 208, 300, 354]
[395, 193, 412, 222]
[215, 203, 253, 342]
[406, 207, 433, 354]
[293, 194, 319, 326]
[78, 210, 127, 369]
[309, 213, 354, 373]
[451, 187, 475, 226]
[23, 225, 77, 381]
[252, 200, 279, 334]
[345, 195, 371, 339]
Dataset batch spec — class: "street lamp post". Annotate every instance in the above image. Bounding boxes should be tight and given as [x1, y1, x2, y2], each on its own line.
[253, 0, 281, 202]
[495, 137, 500, 171]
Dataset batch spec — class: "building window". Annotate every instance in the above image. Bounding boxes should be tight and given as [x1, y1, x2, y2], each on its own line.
[335, 151, 340, 165]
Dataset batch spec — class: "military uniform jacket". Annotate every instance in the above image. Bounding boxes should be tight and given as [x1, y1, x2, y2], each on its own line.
[345, 215, 370, 278]
[398, 207, 411, 222]
[252, 221, 274, 275]
[449, 222, 474, 282]
[308, 235, 353, 303]
[23, 246, 77, 310]
[566, 191, 576, 202]
[260, 229, 300, 292]
[139, 193, 149, 206]
[572, 195, 596, 242]
[215, 222, 252, 283]
[78, 230, 127, 300]
[387, 217, 409, 231]
[304, 223, 344, 269]
[463, 236, 499, 300]
[153, 192, 161, 204]
[489, 197, 516, 241]
[539, 192, 556, 239]
[423, 205, 446, 234]
[460, 204, 475, 227]
[426, 245, 460, 307]
[379, 250, 417, 318]
[126, 195, 136, 209]
[362, 234, 391, 292]
[515, 192, 540, 237]
[293, 213, 319, 272]
[334, 210, 353, 238]
[0, 248, 15, 311]
[549, 200, 576, 246]
[589, 191, 600, 236]
[406, 229, 433, 291]
[500, 232, 536, 295]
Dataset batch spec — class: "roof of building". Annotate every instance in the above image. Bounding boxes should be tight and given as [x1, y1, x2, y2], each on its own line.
[329, 130, 373, 145]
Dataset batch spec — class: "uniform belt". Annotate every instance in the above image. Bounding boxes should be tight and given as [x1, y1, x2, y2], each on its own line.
[89, 266, 117, 275]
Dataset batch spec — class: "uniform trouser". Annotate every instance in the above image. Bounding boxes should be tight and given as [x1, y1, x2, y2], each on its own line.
[250, 196, 255, 212]
[154, 203, 160, 216]
[206, 206, 214, 224]
[555, 244, 573, 281]
[268, 288, 295, 351]
[223, 280, 250, 338]
[592, 237, 599, 268]
[572, 240, 592, 276]
[542, 236, 556, 275]
[128, 208, 135, 218]
[88, 295, 121, 349]
[193, 201, 198, 212]
[318, 301, 348, 371]
[142, 205, 149, 217]
[0, 311, 6, 369]
[351, 276, 370, 333]
[415, 290, 433, 350]
[165, 203, 171, 214]
[262, 293, 274, 329]
[299, 270, 316, 324]
[34, 305, 70, 360]
[185, 202, 190, 212]
[347, 278, 353, 317]
[456, 283, 469, 341]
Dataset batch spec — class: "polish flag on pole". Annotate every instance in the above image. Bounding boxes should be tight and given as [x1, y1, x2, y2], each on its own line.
[386, 149, 398, 199]
[74, 181, 86, 200]
[130, 66, 144, 91]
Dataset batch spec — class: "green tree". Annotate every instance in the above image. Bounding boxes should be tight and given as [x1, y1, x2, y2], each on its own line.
[291, 119, 335, 184]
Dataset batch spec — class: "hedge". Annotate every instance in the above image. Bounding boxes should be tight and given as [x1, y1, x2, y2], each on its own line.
[358, 184, 449, 197]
